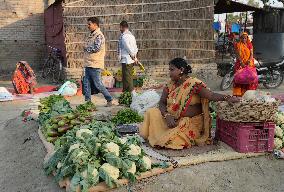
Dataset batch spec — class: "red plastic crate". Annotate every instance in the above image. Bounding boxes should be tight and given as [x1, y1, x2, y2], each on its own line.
[216, 118, 275, 153]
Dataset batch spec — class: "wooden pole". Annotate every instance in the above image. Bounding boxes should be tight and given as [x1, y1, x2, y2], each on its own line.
[222, 14, 227, 61]
[244, 12, 248, 32]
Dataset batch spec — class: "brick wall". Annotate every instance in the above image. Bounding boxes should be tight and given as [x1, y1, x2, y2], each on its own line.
[0, 0, 47, 74]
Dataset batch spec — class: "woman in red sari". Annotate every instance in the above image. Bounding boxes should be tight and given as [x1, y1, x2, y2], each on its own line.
[233, 32, 258, 97]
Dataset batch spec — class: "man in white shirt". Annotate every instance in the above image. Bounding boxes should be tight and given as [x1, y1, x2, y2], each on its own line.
[117, 21, 138, 92]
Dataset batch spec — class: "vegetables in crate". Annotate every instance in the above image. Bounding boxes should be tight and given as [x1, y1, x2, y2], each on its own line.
[44, 121, 169, 191]
[111, 108, 143, 125]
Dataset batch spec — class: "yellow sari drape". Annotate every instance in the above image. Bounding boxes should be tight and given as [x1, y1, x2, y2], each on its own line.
[235, 41, 254, 67]
[139, 77, 212, 149]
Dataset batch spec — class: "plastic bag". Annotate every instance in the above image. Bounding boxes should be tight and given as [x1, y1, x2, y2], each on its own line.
[58, 81, 77, 96]
[0, 87, 13, 101]
[130, 90, 160, 115]
[234, 66, 258, 84]
[102, 76, 115, 88]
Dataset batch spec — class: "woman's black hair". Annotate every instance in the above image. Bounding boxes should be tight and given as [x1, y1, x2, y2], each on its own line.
[169, 58, 192, 74]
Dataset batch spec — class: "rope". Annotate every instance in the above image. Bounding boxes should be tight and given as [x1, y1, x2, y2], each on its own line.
[63, 6, 214, 18]
[66, 18, 213, 26]
[64, 0, 198, 8]
[65, 39, 215, 44]
[64, 0, 85, 6]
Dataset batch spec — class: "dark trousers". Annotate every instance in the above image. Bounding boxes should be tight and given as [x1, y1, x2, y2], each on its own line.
[122, 63, 134, 92]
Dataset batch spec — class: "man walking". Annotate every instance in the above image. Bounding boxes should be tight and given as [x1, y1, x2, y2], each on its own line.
[83, 17, 113, 106]
[117, 21, 138, 92]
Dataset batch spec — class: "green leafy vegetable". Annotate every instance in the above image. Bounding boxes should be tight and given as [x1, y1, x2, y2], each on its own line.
[111, 109, 143, 125]
[118, 92, 132, 107]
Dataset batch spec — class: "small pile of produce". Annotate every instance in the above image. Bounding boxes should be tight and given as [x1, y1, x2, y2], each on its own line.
[141, 77, 160, 89]
[135, 76, 145, 87]
[112, 108, 143, 125]
[44, 121, 168, 191]
[38, 95, 73, 126]
[118, 92, 132, 107]
[115, 69, 137, 80]
[101, 69, 112, 76]
[75, 101, 96, 114]
[216, 91, 280, 122]
[274, 112, 284, 150]
[41, 112, 92, 143]
[211, 111, 217, 129]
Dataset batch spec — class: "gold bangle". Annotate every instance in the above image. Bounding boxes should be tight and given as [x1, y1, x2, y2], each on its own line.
[164, 113, 171, 119]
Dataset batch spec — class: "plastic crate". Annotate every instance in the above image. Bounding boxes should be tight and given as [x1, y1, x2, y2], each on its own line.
[115, 81, 123, 88]
[216, 118, 275, 153]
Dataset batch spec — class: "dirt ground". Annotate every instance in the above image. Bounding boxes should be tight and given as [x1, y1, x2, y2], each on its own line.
[1, 78, 284, 192]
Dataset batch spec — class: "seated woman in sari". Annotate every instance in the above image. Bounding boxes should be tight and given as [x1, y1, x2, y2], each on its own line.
[139, 58, 239, 150]
[233, 32, 258, 97]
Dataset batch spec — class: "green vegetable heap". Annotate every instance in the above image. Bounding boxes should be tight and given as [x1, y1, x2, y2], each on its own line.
[38, 95, 73, 126]
[118, 92, 132, 107]
[42, 113, 92, 143]
[75, 101, 96, 114]
[111, 109, 143, 125]
[44, 121, 168, 191]
[39, 95, 96, 143]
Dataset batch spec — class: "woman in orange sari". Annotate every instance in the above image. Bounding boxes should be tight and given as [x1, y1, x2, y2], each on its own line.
[139, 58, 239, 149]
[233, 32, 258, 96]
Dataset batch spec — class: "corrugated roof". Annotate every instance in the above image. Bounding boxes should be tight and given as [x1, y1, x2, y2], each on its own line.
[214, 0, 262, 14]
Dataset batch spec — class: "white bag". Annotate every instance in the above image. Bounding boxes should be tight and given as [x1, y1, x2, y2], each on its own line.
[130, 90, 161, 115]
[58, 81, 77, 96]
[102, 76, 115, 88]
[0, 87, 13, 101]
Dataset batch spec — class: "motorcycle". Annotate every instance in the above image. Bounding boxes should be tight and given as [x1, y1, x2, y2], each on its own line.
[220, 56, 284, 91]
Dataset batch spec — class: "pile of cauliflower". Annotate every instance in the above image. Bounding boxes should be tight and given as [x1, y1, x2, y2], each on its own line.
[274, 112, 284, 150]
[44, 122, 156, 191]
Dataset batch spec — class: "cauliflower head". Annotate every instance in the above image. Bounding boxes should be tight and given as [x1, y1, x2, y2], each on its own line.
[96, 143, 101, 147]
[57, 162, 63, 169]
[92, 168, 98, 178]
[76, 129, 93, 139]
[105, 142, 120, 156]
[68, 143, 80, 153]
[119, 137, 127, 145]
[127, 162, 136, 174]
[81, 169, 88, 178]
[276, 113, 284, 125]
[128, 144, 141, 156]
[275, 126, 283, 138]
[142, 156, 152, 170]
[274, 138, 283, 150]
[100, 163, 120, 180]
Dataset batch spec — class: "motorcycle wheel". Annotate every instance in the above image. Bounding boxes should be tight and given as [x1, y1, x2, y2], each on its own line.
[220, 72, 234, 91]
[263, 69, 284, 89]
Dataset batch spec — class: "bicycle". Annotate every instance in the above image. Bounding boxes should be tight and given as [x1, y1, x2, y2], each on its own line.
[42, 45, 63, 83]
